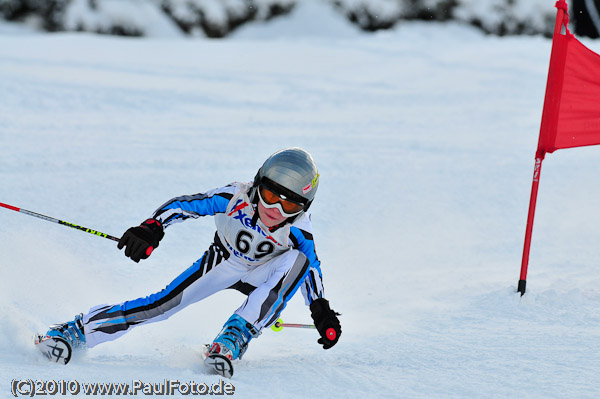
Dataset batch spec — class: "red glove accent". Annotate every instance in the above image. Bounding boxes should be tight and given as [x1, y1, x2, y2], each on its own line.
[326, 328, 337, 341]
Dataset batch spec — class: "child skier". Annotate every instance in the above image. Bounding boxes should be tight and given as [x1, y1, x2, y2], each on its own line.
[39, 147, 342, 377]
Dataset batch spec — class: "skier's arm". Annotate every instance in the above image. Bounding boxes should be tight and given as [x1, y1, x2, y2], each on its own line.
[152, 184, 236, 228]
[289, 217, 341, 349]
[118, 184, 236, 262]
[289, 225, 323, 305]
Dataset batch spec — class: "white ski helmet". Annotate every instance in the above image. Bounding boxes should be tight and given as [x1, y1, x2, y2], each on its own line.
[251, 147, 319, 223]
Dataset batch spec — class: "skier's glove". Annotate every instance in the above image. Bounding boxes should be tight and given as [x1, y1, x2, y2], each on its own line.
[118, 218, 164, 263]
[310, 298, 341, 349]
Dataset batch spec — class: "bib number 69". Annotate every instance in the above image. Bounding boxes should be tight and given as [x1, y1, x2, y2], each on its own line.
[235, 231, 274, 259]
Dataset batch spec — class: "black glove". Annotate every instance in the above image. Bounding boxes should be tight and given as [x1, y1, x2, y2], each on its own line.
[310, 298, 341, 349]
[117, 218, 164, 263]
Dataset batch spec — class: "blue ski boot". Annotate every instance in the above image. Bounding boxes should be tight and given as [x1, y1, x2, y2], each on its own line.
[203, 314, 260, 378]
[36, 314, 86, 364]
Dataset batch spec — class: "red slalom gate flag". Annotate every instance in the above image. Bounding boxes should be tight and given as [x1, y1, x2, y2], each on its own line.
[519, 0, 600, 295]
[537, 1, 600, 156]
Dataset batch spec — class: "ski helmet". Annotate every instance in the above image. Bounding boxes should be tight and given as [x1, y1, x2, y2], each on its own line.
[251, 147, 319, 224]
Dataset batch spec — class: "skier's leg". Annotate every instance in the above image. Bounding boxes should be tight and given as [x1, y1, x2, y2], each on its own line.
[236, 249, 310, 330]
[206, 250, 309, 361]
[81, 244, 243, 347]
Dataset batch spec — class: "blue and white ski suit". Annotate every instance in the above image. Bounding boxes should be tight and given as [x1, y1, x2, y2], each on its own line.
[82, 182, 324, 348]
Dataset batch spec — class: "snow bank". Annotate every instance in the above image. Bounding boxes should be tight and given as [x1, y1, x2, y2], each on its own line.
[0, 0, 567, 37]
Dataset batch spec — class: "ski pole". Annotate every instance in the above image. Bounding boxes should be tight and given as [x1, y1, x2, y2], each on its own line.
[271, 318, 337, 342]
[270, 318, 315, 332]
[0, 202, 119, 242]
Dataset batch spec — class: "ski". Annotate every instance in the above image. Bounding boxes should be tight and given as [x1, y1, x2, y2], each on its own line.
[201, 344, 234, 378]
[35, 334, 72, 365]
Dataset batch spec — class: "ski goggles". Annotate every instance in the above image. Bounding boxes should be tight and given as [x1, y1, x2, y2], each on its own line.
[258, 184, 305, 217]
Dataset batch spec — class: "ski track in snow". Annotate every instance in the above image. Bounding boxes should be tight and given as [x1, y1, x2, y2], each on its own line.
[1, 2, 600, 398]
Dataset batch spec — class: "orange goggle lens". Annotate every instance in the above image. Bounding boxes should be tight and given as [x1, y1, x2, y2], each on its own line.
[259, 186, 304, 214]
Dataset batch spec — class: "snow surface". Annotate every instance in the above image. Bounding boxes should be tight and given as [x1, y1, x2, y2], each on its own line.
[1, 1, 600, 398]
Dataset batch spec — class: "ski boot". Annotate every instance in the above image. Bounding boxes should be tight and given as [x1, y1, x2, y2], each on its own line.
[36, 313, 86, 364]
[203, 314, 260, 378]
